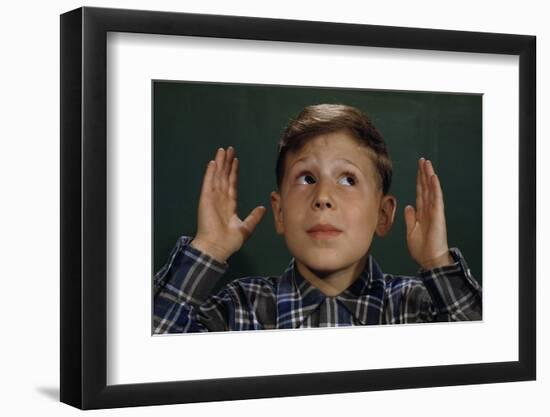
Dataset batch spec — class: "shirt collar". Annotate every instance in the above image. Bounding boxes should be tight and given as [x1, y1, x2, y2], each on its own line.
[276, 255, 386, 328]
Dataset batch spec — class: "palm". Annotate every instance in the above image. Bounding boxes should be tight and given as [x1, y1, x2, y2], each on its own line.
[194, 147, 266, 260]
[404, 158, 450, 269]
[198, 196, 245, 246]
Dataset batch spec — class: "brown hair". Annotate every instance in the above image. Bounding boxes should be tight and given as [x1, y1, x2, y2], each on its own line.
[275, 104, 392, 194]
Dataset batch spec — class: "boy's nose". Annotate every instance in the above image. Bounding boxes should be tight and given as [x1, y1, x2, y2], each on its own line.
[312, 179, 334, 210]
[314, 199, 333, 209]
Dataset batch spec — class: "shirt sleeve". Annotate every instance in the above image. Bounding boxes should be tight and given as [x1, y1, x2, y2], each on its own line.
[153, 236, 233, 333]
[417, 247, 482, 321]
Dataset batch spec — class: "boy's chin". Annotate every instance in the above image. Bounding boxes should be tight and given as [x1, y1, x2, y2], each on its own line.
[296, 255, 366, 277]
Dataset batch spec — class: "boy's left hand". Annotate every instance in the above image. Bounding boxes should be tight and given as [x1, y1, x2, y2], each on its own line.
[404, 158, 454, 270]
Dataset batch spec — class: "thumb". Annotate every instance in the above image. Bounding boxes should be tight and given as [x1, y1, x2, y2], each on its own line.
[241, 206, 267, 238]
[404, 205, 416, 236]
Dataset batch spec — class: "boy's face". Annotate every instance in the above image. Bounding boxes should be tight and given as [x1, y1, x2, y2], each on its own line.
[271, 131, 396, 276]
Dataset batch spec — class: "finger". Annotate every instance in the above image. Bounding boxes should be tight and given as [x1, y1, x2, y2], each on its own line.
[404, 205, 416, 236]
[241, 206, 267, 238]
[224, 146, 234, 177]
[201, 160, 216, 194]
[213, 148, 225, 190]
[215, 147, 226, 171]
[420, 157, 429, 206]
[431, 173, 445, 210]
[228, 157, 239, 201]
[415, 160, 424, 218]
[219, 147, 233, 192]
[424, 159, 436, 205]
[425, 159, 436, 177]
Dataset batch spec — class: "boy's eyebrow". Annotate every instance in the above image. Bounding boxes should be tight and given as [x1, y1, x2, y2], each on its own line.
[291, 156, 364, 172]
[336, 158, 362, 170]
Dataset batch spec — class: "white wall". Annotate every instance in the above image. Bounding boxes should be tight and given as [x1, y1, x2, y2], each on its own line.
[0, 0, 546, 415]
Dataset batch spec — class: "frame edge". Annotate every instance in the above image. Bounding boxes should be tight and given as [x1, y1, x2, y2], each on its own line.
[518, 34, 536, 381]
[60, 7, 84, 409]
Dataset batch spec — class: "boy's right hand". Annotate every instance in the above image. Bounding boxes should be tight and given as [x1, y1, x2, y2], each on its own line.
[190, 146, 267, 263]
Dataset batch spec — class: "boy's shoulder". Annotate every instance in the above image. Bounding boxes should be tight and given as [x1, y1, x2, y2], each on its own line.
[232, 274, 280, 285]
[382, 272, 424, 286]
[382, 272, 426, 295]
[369, 255, 426, 291]
[221, 275, 281, 296]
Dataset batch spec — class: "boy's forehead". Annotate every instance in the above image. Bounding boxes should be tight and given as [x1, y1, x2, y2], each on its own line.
[288, 133, 376, 170]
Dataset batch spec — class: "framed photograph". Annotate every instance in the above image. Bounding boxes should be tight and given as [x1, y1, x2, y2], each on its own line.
[60, 6, 536, 410]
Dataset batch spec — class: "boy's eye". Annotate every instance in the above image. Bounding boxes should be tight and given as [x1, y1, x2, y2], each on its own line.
[339, 172, 357, 186]
[297, 174, 316, 185]
[296, 171, 357, 186]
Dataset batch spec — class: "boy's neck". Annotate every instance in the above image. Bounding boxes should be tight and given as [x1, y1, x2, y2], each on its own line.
[295, 256, 368, 297]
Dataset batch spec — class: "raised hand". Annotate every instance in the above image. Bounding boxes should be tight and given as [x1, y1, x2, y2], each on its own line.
[404, 158, 454, 270]
[190, 146, 267, 263]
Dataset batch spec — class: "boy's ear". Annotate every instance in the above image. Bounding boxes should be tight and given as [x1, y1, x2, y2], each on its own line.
[375, 195, 397, 237]
[270, 191, 285, 235]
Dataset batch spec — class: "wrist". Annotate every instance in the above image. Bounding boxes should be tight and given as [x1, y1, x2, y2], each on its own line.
[190, 237, 231, 263]
[420, 250, 454, 270]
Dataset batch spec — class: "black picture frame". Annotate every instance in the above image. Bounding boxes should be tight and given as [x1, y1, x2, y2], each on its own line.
[60, 6, 536, 410]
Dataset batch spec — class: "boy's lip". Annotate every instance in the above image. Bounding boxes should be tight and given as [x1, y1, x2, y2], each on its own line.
[307, 224, 343, 240]
[307, 223, 342, 233]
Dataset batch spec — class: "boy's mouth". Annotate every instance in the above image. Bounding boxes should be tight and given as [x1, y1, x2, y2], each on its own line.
[307, 223, 342, 239]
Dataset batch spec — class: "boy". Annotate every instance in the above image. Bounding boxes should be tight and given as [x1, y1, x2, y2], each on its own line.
[153, 104, 482, 333]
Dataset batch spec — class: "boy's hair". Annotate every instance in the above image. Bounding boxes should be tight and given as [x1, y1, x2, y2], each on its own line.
[275, 104, 393, 195]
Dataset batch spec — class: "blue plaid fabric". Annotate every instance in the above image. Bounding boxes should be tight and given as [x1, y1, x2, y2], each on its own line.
[153, 236, 482, 333]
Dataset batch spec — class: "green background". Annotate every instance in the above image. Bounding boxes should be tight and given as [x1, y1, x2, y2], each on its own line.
[153, 81, 482, 293]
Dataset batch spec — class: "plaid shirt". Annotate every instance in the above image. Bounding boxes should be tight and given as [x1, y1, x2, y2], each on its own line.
[153, 236, 482, 333]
